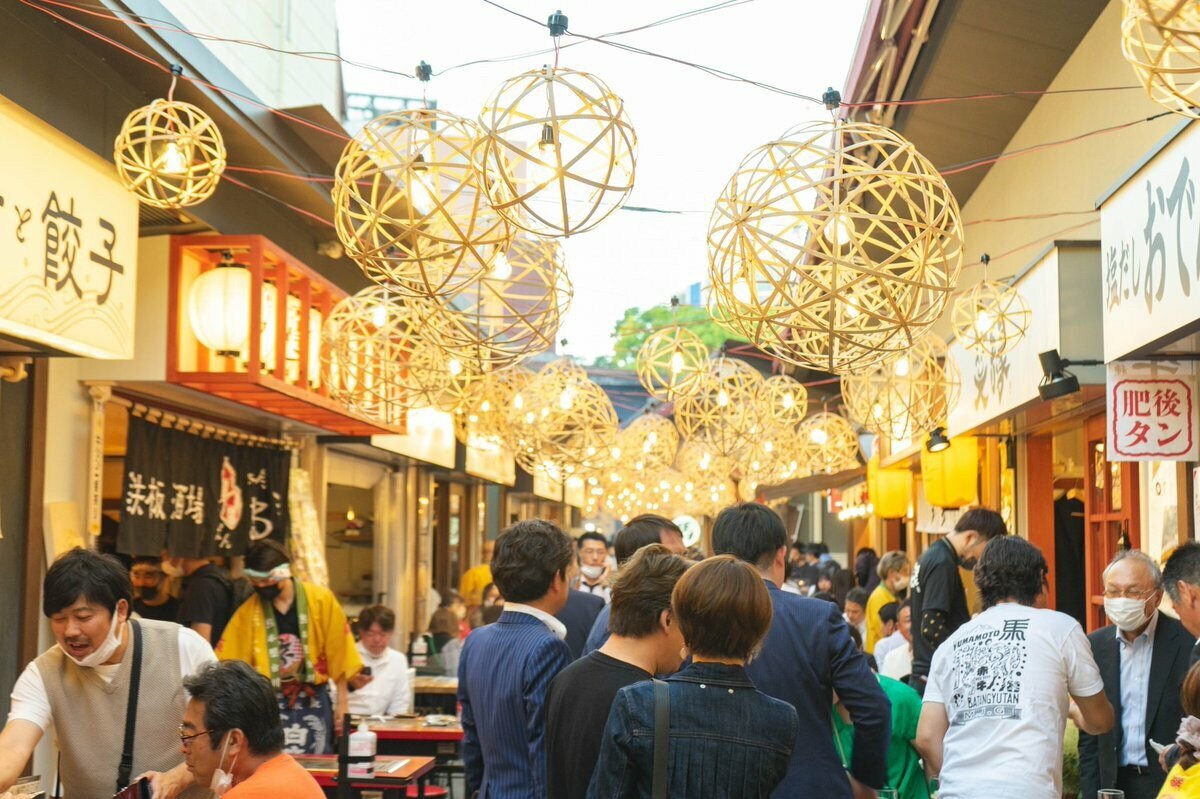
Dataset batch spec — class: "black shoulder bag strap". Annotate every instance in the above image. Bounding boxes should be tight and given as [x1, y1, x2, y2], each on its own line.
[651, 678, 670, 799]
[117, 619, 144, 793]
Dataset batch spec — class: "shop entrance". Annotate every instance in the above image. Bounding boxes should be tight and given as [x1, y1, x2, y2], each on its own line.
[1083, 413, 1141, 632]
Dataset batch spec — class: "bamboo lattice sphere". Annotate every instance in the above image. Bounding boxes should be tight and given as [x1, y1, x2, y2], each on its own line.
[333, 109, 513, 297]
[707, 120, 964, 374]
[673, 358, 767, 460]
[476, 66, 637, 238]
[843, 334, 960, 442]
[1122, 0, 1200, 118]
[613, 414, 680, 473]
[322, 286, 454, 422]
[506, 361, 619, 476]
[674, 440, 736, 482]
[796, 411, 862, 475]
[453, 367, 533, 451]
[635, 325, 710, 402]
[114, 99, 227, 209]
[951, 279, 1032, 358]
[763, 374, 810, 428]
[422, 236, 572, 371]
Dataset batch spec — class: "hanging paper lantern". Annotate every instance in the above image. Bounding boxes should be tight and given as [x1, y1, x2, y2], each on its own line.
[422, 236, 572, 371]
[506, 361, 619, 476]
[796, 411, 862, 475]
[333, 109, 513, 297]
[707, 120, 963, 374]
[673, 357, 767, 460]
[635, 325, 710, 402]
[763, 374, 809, 429]
[1122, 0, 1200, 118]
[921, 435, 978, 508]
[842, 333, 961, 442]
[114, 99, 227, 208]
[613, 414, 680, 473]
[951, 280, 1031, 358]
[321, 286, 453, 423]
[476, 66, 636, 237]
[867, 454, 912, 519]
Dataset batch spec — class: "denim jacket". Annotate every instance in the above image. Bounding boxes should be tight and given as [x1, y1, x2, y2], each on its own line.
[586, 661, 798, 798]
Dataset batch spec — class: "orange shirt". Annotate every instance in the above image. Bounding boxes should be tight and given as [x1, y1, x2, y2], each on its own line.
[225, 753, 324, 799]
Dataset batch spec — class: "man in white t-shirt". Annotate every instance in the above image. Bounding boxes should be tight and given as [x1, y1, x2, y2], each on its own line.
[0, 548, 216, 799]
[343, 605, 412, 717]
[915, 536, 1113, 799]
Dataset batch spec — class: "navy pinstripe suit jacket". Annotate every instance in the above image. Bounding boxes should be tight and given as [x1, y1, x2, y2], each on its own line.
[459, 609, 572, 799]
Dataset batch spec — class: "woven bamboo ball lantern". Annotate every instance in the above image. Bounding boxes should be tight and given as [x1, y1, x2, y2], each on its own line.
[674, 440, 736, 482]
[613, 414, 680, 473]
[707, 120, 963, 375]
[673, 357, 767, 460]
[796, 411, 862, 475]
[763, 374, 809, 429]
[842, 333, 960, 442]
[506, 361, 619, 476]
[322, 286, 453, 421]
[333, 109, 513, 297]
[1122, 0, 1200, 118]
[741, 424, 805, 486]
[697, 476, 737, 518]
[476, 66, 636, 237]
[951, 280, 1032, 358]
[423, 236, 572, 371]
[453, 367, 533, 451]
[635, 325, 710, 402]
[114, 99, 227, 209]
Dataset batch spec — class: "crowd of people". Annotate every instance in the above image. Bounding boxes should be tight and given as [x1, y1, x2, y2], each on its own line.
[7, 506, 1200, 797]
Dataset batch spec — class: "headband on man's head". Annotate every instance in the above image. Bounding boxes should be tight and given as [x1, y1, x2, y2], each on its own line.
[244, 564, 292, 582]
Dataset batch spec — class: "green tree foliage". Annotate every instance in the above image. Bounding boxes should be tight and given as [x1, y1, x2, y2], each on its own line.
[593, 304, 739, 369]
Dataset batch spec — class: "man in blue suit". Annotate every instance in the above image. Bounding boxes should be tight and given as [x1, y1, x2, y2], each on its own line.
[458, 519, 575, 799]
[713, 503, 891, 798]
[555, 588, 605, 660]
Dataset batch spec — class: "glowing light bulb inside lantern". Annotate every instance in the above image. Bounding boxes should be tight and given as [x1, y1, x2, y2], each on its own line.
[811, 427, 829, 445]
[974, 308, 995, 335]
[893, 357, 910, 378]
[823, 211, 857, 249]
[490, 251, 513, 281]
[716, 389, 730, 407]
[527, 123, 559, 188]
[781, 392, 796, 410]
[699, 452, 712, 470]
[872, 402, 884, 420]
[447, 358, 463, 377]
[513, 392, 524, 410]
[160, 138, 187, 175]
[407, 155, 438, 218]
[558, 386, 575, 410]
[670, 349, 686, 376]
[371, 304, 388, 328]
[480, 400, 491, 412]
[643, 432, 657, 453]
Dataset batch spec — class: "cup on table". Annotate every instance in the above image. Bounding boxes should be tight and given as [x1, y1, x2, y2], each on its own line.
[1098, 790, 1125, 798]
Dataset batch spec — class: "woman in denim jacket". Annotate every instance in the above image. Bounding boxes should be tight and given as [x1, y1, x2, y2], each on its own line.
[587, 556, 798, 798]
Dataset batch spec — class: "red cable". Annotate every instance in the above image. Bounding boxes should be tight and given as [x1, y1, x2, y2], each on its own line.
[222, 175, 336, 228]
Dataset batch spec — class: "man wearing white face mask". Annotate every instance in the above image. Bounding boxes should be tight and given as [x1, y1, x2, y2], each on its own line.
[576, 531, 612, 602]
[1079, 549, 1194, 799]
[0, 548, 216, 799]
[180, 661, 323, 798]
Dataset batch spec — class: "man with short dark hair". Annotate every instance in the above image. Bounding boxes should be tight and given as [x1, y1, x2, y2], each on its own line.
[181, 661, 323, 798]
[916, 536, 1112, 799]
[458, 519, 575, 799]
[344, 604, 411, 717]
[582, 515, 685, 656]
[712, 503, 890, 798]
[1163, 541, 1200, 652]
[844, 586, 870, 642]
[575, 531, 611, 601]
[165, 553, 236, 646]
[545, 544, 689, 798]
[878, 599, 914, 680]
[131, 555, 181, 622]
[0, 548, 215, 799]
[909, 507, 1009, 693]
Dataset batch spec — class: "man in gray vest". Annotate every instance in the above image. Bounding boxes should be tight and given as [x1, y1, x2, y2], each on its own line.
[0, 548, 216, 799]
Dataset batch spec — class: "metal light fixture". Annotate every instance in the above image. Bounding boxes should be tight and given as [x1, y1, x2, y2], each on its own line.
[925, 426, 951, 453]
[1037, 349, 1102, 401]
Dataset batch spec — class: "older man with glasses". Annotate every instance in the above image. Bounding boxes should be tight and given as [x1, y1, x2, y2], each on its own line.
[1079, 549, 1194, 799]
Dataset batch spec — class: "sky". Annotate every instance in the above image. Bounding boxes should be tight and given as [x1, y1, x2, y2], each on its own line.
[336, 0, 870, 362]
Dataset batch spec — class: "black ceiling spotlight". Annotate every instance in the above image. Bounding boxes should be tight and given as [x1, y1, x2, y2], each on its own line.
[926, 426, 951, 453]
[1037, 349, 1103, 401]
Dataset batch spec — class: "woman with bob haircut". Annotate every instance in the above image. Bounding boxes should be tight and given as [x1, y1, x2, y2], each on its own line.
[587, 555, 798, 798]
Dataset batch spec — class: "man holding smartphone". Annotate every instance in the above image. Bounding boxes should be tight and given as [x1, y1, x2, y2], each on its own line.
[343, 605, 411, 717]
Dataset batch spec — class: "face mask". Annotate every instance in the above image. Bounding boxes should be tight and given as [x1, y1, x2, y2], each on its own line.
[580, 565, 605, 581]
[65, 605, 125, 668]
[210, 732, 238, 796]
[138, 584, 160, 601]
[256, 583, 283, 602]
[161, 561, 185, 578]
[960, 556, 978, 571]
[1104, 597, 1151, 632]
[891, 577, 909, 594]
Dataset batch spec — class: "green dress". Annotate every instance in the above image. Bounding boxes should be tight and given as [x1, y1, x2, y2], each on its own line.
[833, 674, 932, 799]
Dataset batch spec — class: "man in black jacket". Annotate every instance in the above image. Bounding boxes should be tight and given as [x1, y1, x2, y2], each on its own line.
[1080, 550, 1193, 799]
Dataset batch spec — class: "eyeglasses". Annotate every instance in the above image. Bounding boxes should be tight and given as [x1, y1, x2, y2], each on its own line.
[1102, 588, 1157, 600]
[178, 725, 223, 746]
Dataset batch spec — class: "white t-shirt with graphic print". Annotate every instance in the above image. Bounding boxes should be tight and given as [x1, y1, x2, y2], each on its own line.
[925, 602, 1104, 799]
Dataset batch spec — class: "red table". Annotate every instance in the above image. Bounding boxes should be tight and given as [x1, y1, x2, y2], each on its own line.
[298, 754, 436, 797]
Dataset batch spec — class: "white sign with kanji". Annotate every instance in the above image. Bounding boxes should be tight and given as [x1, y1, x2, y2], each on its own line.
[1106, 361, 1200, 461]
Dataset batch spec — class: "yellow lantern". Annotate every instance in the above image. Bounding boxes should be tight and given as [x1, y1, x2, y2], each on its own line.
[920, 435, 978, 508]
[867, 455, 912, 519]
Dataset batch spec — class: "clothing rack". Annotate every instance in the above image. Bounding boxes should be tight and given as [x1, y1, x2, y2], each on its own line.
[107, 393, 296, 450]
